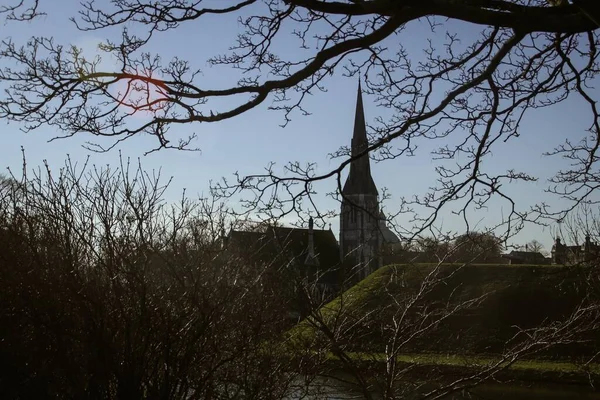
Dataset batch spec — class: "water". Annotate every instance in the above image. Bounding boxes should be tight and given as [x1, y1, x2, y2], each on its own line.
[285, 376, 600, 399]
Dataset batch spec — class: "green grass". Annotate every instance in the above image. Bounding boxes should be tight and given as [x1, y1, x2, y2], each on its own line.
[288, 263, 573, 341]
[283, 262, 595, 385]
[326, 351, 600, 375]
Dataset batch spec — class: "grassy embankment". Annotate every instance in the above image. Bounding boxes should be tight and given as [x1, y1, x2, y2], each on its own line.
[285, 263, 600, 385]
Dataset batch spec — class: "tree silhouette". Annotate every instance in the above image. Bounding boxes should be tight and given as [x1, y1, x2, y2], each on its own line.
[3, 3, 600, 397]
[1, 0, 600, 234]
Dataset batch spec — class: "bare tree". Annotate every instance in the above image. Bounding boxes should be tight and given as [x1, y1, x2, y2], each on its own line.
[530, 239, 544, 253]
[517, 239, 546, 254]
[0, 157, 309, 399]
[0, 0, 599, 234]
[450, 231, 504, 263]
[0, 0, 42, 21]
[554, 202, 600, 244]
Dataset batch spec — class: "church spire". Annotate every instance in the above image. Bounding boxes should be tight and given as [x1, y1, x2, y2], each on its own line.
[339, 80, 382, 279]
[342, 80, 378, 196]
[353, 80, 366, 145]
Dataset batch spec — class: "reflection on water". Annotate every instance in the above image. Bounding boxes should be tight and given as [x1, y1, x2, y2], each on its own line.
[286, 376, 600, 399]
[462, 383, 600, 400]
[285, 376, 364, 400]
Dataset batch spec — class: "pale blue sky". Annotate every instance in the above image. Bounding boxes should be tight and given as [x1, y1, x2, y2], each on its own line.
[2, 1, 598, 252]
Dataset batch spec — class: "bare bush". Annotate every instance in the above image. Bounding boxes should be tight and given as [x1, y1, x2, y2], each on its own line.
[0, 158, 302, 399]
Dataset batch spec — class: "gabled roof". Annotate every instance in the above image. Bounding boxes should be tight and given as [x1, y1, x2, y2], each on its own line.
[271, 227, 341, 281]
[502, 251, 549, 264]
[507, 250, 546, 258]
[504, 250, 546, 260]
[379, 212, 400, 244]
[226, 226, 342, 285]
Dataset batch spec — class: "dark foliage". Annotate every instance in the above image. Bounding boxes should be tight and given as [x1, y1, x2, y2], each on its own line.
[0, 164, 299, 400]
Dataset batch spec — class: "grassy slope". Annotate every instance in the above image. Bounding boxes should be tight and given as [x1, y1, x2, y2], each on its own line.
[292, 263, 576, 341]
[286, 263, 600, 382]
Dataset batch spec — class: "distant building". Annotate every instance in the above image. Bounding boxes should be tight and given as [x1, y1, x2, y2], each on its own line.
[222, 218, 342, 318]
[502, 250, 550, 265]
[551, 236, 600, 265]
[224, 219, 341, 283]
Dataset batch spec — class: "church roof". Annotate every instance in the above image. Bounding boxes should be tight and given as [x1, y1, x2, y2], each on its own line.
[272, 227, 341, 275]
[342, 81, 378, 196]
[226, 226, 342, 285]
[380, 225, 400, 244]
[379, 210, 400, 244]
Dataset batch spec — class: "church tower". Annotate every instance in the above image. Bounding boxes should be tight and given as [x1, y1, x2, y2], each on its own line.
[339, 81, 382, 280]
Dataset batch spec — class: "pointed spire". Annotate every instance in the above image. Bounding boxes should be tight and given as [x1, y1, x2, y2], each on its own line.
[342, 79, 378, 196]
[353, 79, 366, 150]
[305, 217, 319, 266]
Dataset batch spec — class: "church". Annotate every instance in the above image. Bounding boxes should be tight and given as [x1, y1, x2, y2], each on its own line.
[223, 82, 400, 293]
[338, 80, 400, 280]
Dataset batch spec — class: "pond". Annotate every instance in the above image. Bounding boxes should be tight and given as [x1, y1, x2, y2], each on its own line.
[286, 376, 600, 399]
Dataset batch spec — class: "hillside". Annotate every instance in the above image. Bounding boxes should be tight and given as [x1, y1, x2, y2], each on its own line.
[290, 263, 599, 359]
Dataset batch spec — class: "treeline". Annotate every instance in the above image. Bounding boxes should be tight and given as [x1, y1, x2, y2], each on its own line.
[383, 231, 506, 264]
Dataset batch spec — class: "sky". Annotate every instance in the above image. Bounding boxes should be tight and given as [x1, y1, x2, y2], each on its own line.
[2, 0, 599, 252]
